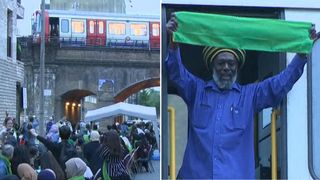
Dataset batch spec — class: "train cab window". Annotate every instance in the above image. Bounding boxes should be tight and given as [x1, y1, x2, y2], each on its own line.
[36, 13, 41, 33]
[108, 22, 125, 35]
[152, 23, 160, 36]
[72, 20, 85, 33]
[98, 21, 104, 34]
[130, 23, 147, 36]
[61, 19, 69, 33]
[89, 21, 95, 33]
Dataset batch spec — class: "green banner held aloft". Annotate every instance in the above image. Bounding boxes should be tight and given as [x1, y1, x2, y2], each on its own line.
[173, 11, 313, 53]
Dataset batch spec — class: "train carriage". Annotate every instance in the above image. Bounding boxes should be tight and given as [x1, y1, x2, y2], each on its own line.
[162, 1, 320, 179]
[31, 10, 160, 49]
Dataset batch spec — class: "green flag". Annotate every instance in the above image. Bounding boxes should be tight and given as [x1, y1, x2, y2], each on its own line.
[173, 11, 313, 53]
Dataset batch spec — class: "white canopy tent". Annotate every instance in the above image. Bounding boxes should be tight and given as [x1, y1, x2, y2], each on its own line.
[84, 102, 159, 148]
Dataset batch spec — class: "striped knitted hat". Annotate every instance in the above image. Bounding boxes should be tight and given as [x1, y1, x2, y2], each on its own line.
[202, 46, 246, 69]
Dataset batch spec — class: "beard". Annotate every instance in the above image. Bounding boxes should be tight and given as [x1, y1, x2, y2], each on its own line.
[212, 68, 237, 90]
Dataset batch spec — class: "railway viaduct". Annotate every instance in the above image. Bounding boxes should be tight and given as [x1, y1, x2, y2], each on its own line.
[20, 39, 159, 126]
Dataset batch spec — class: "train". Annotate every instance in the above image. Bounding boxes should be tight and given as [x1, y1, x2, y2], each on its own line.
[161, 0, 320, 179]
[31, 10, 160, 49]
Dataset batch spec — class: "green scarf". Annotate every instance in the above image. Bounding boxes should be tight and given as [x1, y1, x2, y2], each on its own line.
[0, 154, 12, 175]
[102, 160, 111, 180]
[173, 11, 313, 53]
[68, 175, 85, 180]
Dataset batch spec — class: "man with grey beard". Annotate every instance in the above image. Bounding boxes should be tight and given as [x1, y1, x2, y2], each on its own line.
[165, 13, 316, 179]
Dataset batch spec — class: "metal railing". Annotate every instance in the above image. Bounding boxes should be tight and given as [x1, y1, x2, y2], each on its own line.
[26, 36, 160, 50]
[271, 109, 280, 180]
[168, 106, 176, 180]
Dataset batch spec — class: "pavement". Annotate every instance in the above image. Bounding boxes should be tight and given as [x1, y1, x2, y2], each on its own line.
[133, 160, 160, 180]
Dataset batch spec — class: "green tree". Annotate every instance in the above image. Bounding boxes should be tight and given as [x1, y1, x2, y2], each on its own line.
[137, 88, 160, 116]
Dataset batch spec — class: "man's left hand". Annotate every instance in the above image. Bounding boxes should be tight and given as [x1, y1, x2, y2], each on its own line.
[310, 25, 319, 42]
[298, 25, 319, 58]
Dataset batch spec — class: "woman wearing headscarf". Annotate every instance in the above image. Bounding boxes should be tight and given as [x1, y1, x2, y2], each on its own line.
[17, 163, 37, 180]
[95, 130, 130, 180]
[65, 157, 87, 180]
[37, 169, 56, 180]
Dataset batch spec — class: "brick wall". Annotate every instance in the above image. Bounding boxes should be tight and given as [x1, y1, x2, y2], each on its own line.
[0, 0, 24, 127]
[0, 59, 24, 126]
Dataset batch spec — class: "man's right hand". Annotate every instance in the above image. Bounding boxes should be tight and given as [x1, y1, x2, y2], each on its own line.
[166, 13, 178, 49]
[29, 129, 38, 137]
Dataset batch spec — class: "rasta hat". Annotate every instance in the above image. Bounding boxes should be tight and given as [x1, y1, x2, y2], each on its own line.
[202, 46, 246, 69]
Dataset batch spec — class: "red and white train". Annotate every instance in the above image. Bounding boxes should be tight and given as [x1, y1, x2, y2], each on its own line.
[31, 10, 160, 49]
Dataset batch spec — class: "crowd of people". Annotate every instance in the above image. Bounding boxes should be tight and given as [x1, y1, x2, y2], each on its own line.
[0, 116, 158, 180]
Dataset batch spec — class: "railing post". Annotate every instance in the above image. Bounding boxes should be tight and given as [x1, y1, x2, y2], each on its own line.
[168, 106, 176, 180]
[271, 109, 280, 180]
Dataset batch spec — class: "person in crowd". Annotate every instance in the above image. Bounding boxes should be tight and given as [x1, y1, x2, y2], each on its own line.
[95, 130, 130, 180]
[0, 144, 14, 176]
[136, 134, 151, 172]
[21, 116, 37, 147]
[17, 163, 37, 180]
[39, 150, 66, 180]
[65, 157, 87, 180]
[46, 124, 60, 143]
[83, 130, 100, 174]
[29, 145, 39, 169]
[30, 125, 78, 170]
[11, 145, 30, 176]
[0, 117, 18, 146]
[38, 169, 56, 180]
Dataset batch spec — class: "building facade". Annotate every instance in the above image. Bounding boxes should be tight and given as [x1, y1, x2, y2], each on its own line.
[0, 0, 24, 126]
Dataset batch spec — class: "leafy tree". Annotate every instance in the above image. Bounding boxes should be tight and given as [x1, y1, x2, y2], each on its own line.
[137, 88, 160, 116]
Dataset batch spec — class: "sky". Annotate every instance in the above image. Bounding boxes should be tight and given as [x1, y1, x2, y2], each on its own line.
[17, 0, 160, 36]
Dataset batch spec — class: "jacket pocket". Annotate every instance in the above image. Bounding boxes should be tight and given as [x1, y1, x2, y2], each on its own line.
[220, 105, 246, 149]
[192, 103, 212, 129]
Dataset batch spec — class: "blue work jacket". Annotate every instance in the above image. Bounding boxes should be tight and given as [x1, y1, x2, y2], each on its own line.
[166, 47, 307, 179]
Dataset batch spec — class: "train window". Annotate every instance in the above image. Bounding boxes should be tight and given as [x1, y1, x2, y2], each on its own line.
[130, 24, 147, 36]
[152, 23, 160, 36]
[108, 22, 125, 35]
[89, 21, 94, 33]
[98, 21, 104, 34]
[61, 19, 69, 33]
[72, 20, 84, 33]
[36, 13, 41, 32]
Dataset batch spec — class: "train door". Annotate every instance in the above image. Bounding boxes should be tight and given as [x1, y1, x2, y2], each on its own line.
[150, 22, 160, 49]
[87, 19, 106, 46]
[241, 52, 285, 179]
[162, 4, 289, 179]
[59, 18, 71, 43]
[49, 17, 59, 38]
[71, 19, 86, 46]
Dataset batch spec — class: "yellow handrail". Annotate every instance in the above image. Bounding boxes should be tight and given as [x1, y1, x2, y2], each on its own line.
[271, 109, 280, 180]
[168, 106, 176, 180]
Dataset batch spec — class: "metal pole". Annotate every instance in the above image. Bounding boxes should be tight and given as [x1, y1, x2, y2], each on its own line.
[80, 99, 83, 121]
[271, 109, 279, 180]
[161, 4, 169, 179]
[168, 107, 176, 180]
[39, 0, 46, 136]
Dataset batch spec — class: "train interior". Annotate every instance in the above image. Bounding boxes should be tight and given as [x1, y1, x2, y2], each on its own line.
[166, 5, 288, 179]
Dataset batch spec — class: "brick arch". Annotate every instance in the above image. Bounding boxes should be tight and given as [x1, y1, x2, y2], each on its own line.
[114, 77, 160, 102]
